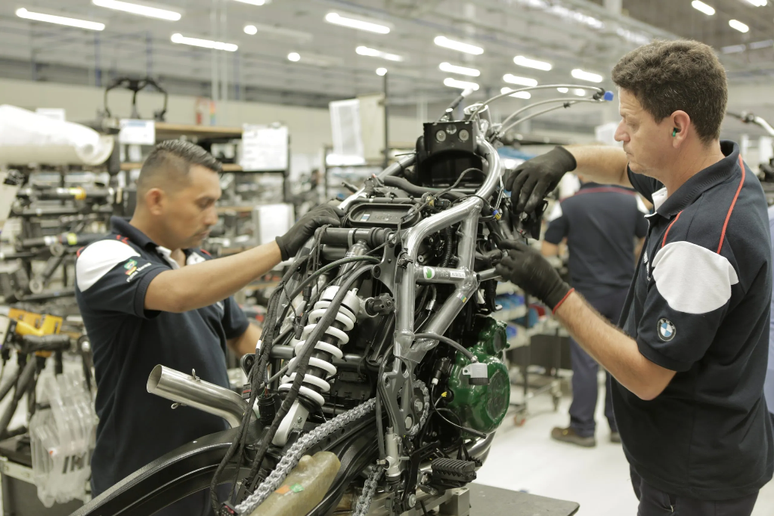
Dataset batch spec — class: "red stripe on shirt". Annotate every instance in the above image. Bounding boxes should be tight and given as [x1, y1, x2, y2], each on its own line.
[716, 155, 746, 254]
[661, 211, 683, 248]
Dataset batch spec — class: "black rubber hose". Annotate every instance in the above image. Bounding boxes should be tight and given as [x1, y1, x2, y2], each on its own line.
[210, 253, 310, 512]
[244, 265, 375, 492]
[440, 227, 455, 267]
[382, 176, 466, 200]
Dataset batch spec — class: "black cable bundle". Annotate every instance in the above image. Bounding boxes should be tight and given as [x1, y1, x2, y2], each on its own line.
[208, 251, 311, 512]
[241, 265, 375, 493]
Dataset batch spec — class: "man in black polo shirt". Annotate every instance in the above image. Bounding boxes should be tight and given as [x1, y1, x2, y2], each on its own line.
[496, 40, 773, 515]
[542, 177, 647, 447]
[75, 140, 340, 516]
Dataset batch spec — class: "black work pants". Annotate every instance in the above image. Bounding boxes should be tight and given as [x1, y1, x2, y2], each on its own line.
[630, 467, 759, 516]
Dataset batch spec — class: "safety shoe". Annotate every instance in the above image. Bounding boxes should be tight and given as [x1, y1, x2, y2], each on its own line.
[610, 431, 622, 444]
[550, 426, 596, 448]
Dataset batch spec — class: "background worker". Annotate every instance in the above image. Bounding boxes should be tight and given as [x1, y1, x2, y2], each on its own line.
[75, 140, 340, 516]
[497, 40, 773, 515]
[542, 176, 647, 447]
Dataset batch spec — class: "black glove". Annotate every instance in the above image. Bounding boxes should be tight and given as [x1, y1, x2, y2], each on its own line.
[275, 204, 343, 260]
[505, 146, 576, 214]
[495, 240, 572, 311]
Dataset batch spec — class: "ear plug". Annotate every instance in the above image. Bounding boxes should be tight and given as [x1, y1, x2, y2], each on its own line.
[672, 128, 678, 137]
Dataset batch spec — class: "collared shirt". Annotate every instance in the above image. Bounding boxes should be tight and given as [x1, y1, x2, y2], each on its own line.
[614, 141, 774, 500]
[74, 217, 249, 495]
[766, 205, 774, 415]
[544, 181, 648, 299]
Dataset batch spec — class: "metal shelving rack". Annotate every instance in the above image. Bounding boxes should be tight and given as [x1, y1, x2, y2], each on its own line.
[120, 122, 290, 202]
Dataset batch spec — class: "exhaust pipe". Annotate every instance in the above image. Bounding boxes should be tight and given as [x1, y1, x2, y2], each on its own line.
[147, 365, 247, 428]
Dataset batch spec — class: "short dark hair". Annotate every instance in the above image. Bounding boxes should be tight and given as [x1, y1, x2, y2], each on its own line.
[137, 140, 222, 195]
[611, 40, 727, 143]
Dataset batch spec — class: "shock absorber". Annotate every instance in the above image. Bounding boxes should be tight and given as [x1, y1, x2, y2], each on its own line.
[273, 285, 361, 445]
[278, 286, 360, 407]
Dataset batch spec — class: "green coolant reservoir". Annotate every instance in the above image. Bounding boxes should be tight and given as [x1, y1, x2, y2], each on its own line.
[446, 317, 510, 435]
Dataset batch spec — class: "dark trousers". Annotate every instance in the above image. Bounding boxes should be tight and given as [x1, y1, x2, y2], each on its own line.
[631, 467, 759, 516]
[569, 288, 628, 437]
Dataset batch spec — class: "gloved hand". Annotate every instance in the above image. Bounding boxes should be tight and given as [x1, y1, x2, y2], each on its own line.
[275, 204, 343, 260]
[495, 240, 573, 311]
[505, 146, 576, 214]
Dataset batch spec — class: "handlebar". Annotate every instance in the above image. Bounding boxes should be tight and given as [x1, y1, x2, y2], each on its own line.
[727, 111, 774, 137]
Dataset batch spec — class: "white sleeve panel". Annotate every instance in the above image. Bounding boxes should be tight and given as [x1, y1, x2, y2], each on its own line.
[76, 240, 140, 292]
[652, 241, 739, 315]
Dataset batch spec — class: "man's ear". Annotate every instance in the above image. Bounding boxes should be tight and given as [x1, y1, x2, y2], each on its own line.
[670, 110, 691, 145]
[145, 188, 166, 216]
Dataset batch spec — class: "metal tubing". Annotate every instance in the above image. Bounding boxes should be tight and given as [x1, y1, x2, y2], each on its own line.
[146, 365, 247, 428]
[477, 268, 501, 282]
[396, 139, 500, 340]
[414, 267, 470, 285]
[0, 359, 37, 438]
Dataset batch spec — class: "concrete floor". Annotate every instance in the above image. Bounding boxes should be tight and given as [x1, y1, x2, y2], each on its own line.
[476, 384, 774, 516]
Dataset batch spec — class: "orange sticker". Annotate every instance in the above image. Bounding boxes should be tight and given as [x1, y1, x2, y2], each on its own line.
[275, 485, 290, 495]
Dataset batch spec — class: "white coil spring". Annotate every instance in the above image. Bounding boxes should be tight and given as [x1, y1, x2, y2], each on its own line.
[278, 286, 359, 408]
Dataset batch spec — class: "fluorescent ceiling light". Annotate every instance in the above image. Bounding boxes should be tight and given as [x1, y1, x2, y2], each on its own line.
[616, 27, 651, 45]
[503, 74, 538, 87]
[434, 36, 484, 55]
[285, 52, 341, 67]
[171, 33, 237, 51]
[573, 89, 587, 96]
[91, 0, 181, 21]
[15, 7, 105, 30]
[356, 45, 404, 62]
[234, 0, 269, 5]
[241, 22, 312, 41]
[325, 12, 390, 34]
[571, 68, 603, 83]
[749, 39, 774, 49]
[376, 67, 388, 76]
[729, 19, 750, 32]
[743, 0, 767, 6]
[501, 87, 531, 99]
[548, 5, 604, 29]
[691, 0, 715, 15]
[439, 62, 480, 77]
[444, 78, 479, 91]
[722, 44, 746, 53]
[557, 87, 569, 93]
[513, 55, 552, 71]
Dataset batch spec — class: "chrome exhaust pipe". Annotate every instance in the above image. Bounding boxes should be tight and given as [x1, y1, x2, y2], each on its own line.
[147, 365, 247, 428]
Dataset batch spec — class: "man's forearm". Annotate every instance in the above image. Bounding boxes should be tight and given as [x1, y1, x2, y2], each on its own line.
[564, 145, 631, 187]
[145, 242, 282, 313]
[553, 292, 675, 400]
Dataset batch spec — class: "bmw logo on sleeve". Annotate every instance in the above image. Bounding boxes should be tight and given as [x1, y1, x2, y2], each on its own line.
[657, 318, 676, 342]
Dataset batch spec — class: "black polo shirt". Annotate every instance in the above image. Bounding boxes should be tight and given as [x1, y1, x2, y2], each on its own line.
[544, 182, 648, 299]
[615, 141, 774, 500]
[75, 217, 249, 496]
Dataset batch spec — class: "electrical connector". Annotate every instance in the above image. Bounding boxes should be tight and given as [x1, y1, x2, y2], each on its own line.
[462, 362, 489, 385]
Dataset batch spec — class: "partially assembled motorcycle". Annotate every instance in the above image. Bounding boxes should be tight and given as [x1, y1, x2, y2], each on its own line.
[74, 83, 612, 516]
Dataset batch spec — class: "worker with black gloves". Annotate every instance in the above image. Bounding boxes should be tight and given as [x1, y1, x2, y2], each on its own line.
[75, 140, 340, 516]
[498, 40, 772, 516]
[541, 176, 647, 448]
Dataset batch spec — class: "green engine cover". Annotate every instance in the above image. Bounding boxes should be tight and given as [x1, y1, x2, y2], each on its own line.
[446, 317, 511, 435]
